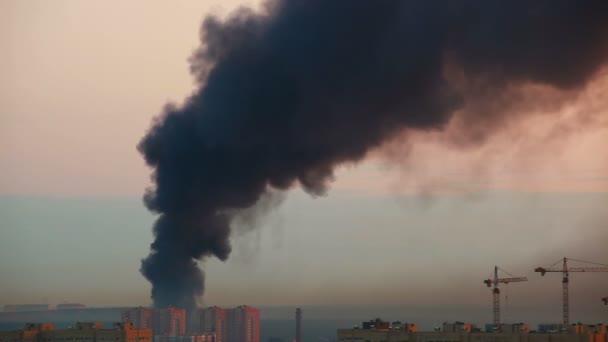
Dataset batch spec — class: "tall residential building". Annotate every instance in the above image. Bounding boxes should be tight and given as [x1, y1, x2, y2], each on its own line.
[295, 308, 302, 342]
[123, 307, 155, 329]
[226, 306, 260, 342]
[188, 308, 203, 333]
[155, 307, 187, 336]
[200, 306, 227, 342]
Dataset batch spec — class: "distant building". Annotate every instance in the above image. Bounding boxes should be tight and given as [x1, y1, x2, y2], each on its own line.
[74, 322, 103, 330]
[0, 321, 152, 342]
[226, 306, 260, 342]
[55, 303, 86, 310]
[571, 323, 606, 335]
[0, 323, 54, 342]
[155, 333, 215, 342]
[538, 323, 565, 333]
[485, 323, 530, 333]
[188, 308, 202, 333]
[338, 327, 413, 342]
[338, 319, 419, 342]
[362, 319, 390, 330]
[123, 307, 156, 329]
[198, 306, 260, 342]
[3, 304, 50, 312]
[357, 319, 417, 333]
[391, 322, 418, 333]
[537, 323, 606, 334]
[442, 322, 477, 333]
[200, 306, 228, 342]
[338, 322, 608, 342]
[156, 307, 187, 336]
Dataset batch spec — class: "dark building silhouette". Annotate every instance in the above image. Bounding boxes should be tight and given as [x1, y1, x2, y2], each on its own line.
[295, 308, 302, 342]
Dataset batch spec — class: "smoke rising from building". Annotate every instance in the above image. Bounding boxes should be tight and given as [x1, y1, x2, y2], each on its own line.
[138, 0, 608, 309]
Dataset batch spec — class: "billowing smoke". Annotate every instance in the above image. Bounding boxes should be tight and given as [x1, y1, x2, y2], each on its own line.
[138, 0, 608, 309]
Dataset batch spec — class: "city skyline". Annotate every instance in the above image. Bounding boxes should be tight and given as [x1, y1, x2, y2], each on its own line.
[1, 0, 607, 325]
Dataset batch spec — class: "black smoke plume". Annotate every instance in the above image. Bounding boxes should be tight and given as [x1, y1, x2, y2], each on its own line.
[138, 0, 608, 309]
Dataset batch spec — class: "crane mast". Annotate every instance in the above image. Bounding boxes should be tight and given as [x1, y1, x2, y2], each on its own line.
[535, 257, 608, 325]
[562, 258, 568, 325]
[483, 266, 527, 325]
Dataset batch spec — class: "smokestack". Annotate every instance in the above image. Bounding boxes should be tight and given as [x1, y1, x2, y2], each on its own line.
[295, 308, 302, 342]
[138, 0, 608, 309]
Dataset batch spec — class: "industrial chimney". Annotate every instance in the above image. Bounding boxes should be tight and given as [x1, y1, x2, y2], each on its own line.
[295, 308, 302, 342]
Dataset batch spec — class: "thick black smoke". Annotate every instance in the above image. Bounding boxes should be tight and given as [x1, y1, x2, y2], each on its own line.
[138, 0, 608, 309]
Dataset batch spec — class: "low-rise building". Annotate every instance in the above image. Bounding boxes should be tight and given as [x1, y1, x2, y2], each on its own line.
[442, 322, 477, 333]
[154, 333, 215, 342]
[485, 323, 530, 333]
[538, 324, 565, 333]
[337, 328, 410, 342]
[0, 323, 54, 342]
[338, 323, 607, 342]
[338, 319, 418, 342]
[571, 324, 606, 335]
[392, 323, 419, 333]
[0, 321, 153, 342]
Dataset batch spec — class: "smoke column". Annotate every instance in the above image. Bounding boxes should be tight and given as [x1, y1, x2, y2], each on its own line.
[138, 0, 608, 309]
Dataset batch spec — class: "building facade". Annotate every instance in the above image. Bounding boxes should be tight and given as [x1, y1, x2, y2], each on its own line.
[442, 322, 478, 333]
[154, 333, 215, 342]
[485, 323, 530, 333]
[392, 323, 418, 333]
[200, 307, 227, 342]
[155, 307, 187, 337]
[226, 306, 260, 342]
[0, 322, 152, 342]
[338, 322, 607, 342]
[123, 307, 156, 330]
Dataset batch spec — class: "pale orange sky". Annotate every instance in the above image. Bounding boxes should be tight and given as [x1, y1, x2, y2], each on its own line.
[1, 0, 607, 198]
[1, 0, 263, 197]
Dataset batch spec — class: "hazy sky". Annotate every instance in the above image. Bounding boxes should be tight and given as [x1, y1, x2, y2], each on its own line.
[1, 0, 607, 323]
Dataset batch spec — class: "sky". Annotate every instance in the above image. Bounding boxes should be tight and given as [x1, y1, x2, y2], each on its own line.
[1, 0, 608, 323]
